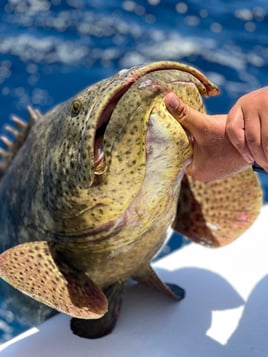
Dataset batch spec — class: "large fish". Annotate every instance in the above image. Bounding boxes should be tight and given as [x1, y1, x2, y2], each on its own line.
[0, 62, 262, 338]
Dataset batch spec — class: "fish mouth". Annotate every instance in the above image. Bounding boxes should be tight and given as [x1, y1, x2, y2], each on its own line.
[93, 81, 134, 175]
[85, 61, 219, 181]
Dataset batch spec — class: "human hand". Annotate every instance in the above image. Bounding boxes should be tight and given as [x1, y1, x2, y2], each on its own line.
[165, 93, 250, 181]
[226, 87, 268, 172]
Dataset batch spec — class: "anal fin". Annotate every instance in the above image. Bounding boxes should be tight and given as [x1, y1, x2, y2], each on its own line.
[132, 264, 185, 301]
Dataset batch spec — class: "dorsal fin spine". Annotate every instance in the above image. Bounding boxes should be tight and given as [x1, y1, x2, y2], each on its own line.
[0, 107, 42, 179]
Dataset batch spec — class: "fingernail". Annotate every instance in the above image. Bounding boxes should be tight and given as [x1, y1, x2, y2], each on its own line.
[167, 93, 180, 111]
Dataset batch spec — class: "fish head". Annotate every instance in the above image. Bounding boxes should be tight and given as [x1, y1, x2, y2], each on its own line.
[42, 61, 218, 234]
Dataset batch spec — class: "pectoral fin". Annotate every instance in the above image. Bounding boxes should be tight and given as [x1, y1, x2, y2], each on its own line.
[173, 169, 262, 247]
[0, 241, 107, 319]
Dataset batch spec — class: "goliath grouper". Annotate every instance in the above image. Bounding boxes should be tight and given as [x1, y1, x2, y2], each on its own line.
[0, 61, 262, 338]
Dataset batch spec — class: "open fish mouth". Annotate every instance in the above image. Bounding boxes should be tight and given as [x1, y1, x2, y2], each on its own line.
[93, 79, 135, 175]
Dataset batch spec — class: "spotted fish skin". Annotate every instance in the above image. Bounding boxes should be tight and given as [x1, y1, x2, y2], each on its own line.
[0, 61, 262, 337]
[0, 62, 213, 264]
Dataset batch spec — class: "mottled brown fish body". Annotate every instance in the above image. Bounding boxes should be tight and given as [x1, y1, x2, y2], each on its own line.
[0, 61, 262, 338]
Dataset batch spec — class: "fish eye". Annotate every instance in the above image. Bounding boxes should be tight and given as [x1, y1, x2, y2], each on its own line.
[71, 100, 82, 115]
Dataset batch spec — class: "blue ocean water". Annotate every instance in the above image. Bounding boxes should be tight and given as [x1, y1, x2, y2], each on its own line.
[0, 0, 267, 343]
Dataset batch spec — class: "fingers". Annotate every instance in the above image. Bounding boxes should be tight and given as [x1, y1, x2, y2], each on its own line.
[259, 88, 268, 167]
[226, 88, 268, 171]
[254, 89, 268, 170]
[226, 105, 254, 164]
[243, 107, 263, 166]
[260, 112, 268, 169]
[251, 117, 268, 171]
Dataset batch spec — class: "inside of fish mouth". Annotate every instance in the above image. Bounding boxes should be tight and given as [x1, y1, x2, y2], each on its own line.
[93, 82, 134, 169]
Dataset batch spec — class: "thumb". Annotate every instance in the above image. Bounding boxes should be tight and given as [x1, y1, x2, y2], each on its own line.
[165, 92, 209, 136]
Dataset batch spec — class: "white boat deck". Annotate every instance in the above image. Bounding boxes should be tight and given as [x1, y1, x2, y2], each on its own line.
[1, 205, 268, 356]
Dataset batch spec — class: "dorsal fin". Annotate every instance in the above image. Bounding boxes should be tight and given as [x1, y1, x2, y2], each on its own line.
[0, 106, 41, 179]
